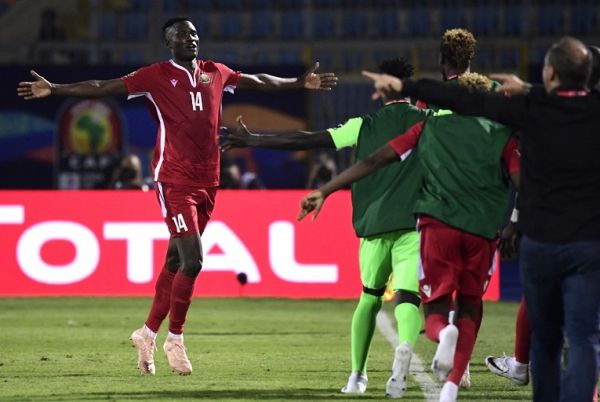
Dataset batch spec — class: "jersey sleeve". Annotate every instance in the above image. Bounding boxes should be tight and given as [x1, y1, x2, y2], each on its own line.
[388, 120, 426, 160]
[326, 117, 363, 150]
[502, 136, 521, 174]
[216, 63, 241, 93]
[121, 65, 157, 98]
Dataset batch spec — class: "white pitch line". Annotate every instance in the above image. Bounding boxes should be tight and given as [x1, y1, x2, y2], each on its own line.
[376, 311, 440, 402]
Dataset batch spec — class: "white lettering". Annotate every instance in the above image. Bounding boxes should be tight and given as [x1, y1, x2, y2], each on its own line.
[269, 221, 338, 283]
[17, 221, 99, 285]
[202, 221, 261, 283]
[0, 205, 24, 224]
[103, 222, 169, 284]
[189, 91, 203, 111]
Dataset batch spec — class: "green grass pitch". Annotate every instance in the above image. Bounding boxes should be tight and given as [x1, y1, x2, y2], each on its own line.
[0, 298, 532, 401]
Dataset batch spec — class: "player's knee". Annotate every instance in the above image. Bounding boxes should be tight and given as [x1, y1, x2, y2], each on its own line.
[395, 290, 421, 308]
[456, 294, 482, 321]
[180, 256, 203, 278]
[423, 294, 452, 317]
[362, 285, 386, 297]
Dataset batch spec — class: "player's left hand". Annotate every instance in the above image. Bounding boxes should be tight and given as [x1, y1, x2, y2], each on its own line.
[297, 190, 325, 221]
[301, 62, 338, 91]
[361, 70, 403, 100]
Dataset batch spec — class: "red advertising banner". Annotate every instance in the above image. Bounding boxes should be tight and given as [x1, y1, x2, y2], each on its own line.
[0, 191, 500, 300]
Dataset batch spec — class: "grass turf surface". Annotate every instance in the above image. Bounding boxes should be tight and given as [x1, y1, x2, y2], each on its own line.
[0, 298, 532, 401]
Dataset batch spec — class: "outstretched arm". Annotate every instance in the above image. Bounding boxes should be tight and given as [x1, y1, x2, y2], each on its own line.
[361, 70, 528, 129]
[237, 62, 338, 91]
[221, 116, 335, 151]
[297, 144, 398, 221]
[17, 70, 127, 100]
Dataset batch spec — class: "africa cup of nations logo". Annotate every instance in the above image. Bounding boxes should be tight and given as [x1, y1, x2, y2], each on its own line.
[58, 99, 122, 155]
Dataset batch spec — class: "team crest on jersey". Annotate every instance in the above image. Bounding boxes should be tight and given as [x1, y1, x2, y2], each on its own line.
[170, 79, 178, 87]
[199, 73, 211, 84]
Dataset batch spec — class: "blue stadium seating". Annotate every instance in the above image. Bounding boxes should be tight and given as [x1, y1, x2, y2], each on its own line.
[503, 1, 524, 35]
[408, 6, 430, 37]
[278, 50, 303, 64]
[189, 12, 210, 38]
[472, 1, 497, 36]
[250, 11, 273, 38]
[123, 12, 148, 40]
[218, 0, 243, 10]
[219, 12, 243, 39]
[281, 11, 305, 40]
[440, 1, 465, 32]
[571, 0, 597, 35]
[313, 10, 336, 38]
[189, 0, 213, 8]
[100, 12, 117, 40]
[163, 0, 185, 13]
[375, 8, 399, 37]
[249, 0, 273, 9]
[537, 2, 562, 35]
[132, 0, 151, 11]
[341, 10, 367, 38]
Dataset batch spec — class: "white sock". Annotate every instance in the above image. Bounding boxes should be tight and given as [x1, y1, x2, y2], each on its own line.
[143, 325, 157, 339]
[440, 381, 458, 402]
[168, 331, 183, 340]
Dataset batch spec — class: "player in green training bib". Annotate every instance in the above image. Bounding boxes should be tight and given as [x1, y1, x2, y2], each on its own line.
[299, 73, 520, 402]
[222, 58, 430, 398]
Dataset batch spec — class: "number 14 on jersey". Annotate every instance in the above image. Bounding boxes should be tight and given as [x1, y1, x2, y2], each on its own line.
[189, 91, 203, 111]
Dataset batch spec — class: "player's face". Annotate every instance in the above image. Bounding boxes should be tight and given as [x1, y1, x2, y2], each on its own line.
[167, 21, 199, 61]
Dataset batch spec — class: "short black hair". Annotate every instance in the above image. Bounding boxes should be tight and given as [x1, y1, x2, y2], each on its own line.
[547, 37, 591, 88]
[378, 57, 414, 79]
[162, 17, 191, 37]
[587, 46, 600, 90]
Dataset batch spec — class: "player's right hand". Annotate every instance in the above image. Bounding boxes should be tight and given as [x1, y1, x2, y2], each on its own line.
[220, 115, 252, 152]
[297, 190, 325, 221]
[17, 70, 52, 100]
[490, 73, 531, 96]
[362, 70, 403, 100]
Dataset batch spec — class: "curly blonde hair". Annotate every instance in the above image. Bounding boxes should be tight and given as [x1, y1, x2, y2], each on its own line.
[458, 72, 493, 92]
[441, 29, 476, 70]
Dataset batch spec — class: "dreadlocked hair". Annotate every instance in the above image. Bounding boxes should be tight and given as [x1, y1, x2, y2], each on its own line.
[440, 29, 476, 71]
[458, 72, 493, 92]
[378, 57, 414, 80]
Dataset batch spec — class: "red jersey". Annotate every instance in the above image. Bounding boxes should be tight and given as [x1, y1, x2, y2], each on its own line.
[121, 59, 240, 187]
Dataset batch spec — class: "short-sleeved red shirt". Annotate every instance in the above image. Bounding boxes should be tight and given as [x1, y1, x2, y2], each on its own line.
[122, 59, 240, 187]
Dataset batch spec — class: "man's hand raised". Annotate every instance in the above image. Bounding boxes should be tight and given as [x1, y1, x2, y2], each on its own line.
[490, 73, 532, 96]
[361, 70, 403, 100]
[17, 70, 52, 100]
[300, 62, 338, 91]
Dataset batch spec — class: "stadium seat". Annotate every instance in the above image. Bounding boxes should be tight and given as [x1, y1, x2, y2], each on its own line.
[121, 49, 144, 65]
[313, 10, 336, 38]
[249, 0, 273, 9]
[163, 0, 185, 13]
[189, 12, 210, 38]
[218, 0, 243, 10]
[408, 6, 430, 37]
[499, 47, 519, 69]
[123, 12, 148, 40]
[472, 0, 497, 36]
[537, 2, 562, 35]
[343, 52, 364, 73]
[281, 11, 305, 40]
[375, 8, 399, 37]
[100, 12, 117, 40]
[570, 0, 596, 35]
[279, 50, 303, 64]
[341, 10, 367, 38]
[250, 10, 274, 39]
[440, 1, 465, 32]
[189, 0, 213, 8]
[503, 0, 524, 35]
[219, 12, 243, 39]
[131, 0, 151, 11]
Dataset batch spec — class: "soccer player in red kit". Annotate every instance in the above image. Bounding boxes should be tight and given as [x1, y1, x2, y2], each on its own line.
[17, 17, 337, 376]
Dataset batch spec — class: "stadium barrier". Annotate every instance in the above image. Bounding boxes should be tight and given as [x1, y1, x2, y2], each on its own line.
[0, 190, 500, 300]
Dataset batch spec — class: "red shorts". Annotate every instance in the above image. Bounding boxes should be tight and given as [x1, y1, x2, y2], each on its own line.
[155, 182, 217, 237]
[418, 215, 497, 303]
